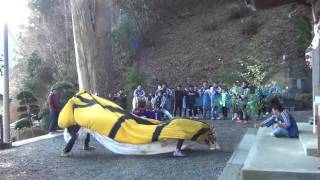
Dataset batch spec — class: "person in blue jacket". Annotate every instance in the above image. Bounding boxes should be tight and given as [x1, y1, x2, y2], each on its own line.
[256, 99, 299, 138]
[202, 87, 211, 120]
[269, 81, 281, 97]
[210, 84, 221, 120]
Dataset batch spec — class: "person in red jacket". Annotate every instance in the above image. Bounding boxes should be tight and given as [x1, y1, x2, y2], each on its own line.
[48, 89, 61, 133]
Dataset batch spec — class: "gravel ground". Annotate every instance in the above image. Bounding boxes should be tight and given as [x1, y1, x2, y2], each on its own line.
[0, 111, 311, 180]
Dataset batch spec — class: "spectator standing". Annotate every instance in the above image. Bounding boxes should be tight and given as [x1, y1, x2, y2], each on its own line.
[182, 88, 188, 117]
[211, 83, 222, 120]
[194, 86, 202, 119]
[162, 83, 173, 113]
[173, 85, 184, 117]
[203, 87, 212, 120]
[269, 81, 282, 98]
[133, 85, 146, 111]
[237, 81, 250, 123]
[152, 90, 173, 120]
[186, 85, 197, 119]
[220, 88, 230, 119]
[155, 85, 162, 96]
[48, 89, 61, 133]
[230, 81, 241, 120]
[133, 85, 146, 98]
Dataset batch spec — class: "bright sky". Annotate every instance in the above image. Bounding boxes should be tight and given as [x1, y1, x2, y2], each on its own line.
[0, 0, 31, 94]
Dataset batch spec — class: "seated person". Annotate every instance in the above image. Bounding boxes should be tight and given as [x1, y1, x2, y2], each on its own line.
[256, 101, 299, 138]
[133, 99, 147, 115]
[132, 99, 157, 119]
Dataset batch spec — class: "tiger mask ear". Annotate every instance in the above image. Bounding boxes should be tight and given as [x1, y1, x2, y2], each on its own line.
[209, 125, 216, 135]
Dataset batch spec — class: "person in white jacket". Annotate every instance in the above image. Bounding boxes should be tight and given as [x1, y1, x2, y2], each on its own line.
[152, 90, 173, 120]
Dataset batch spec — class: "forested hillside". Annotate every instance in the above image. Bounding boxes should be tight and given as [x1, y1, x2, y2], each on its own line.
[12, 0, 313, 98]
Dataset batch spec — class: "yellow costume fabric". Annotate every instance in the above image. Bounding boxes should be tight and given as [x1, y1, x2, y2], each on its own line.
[58, 91, 210, 144]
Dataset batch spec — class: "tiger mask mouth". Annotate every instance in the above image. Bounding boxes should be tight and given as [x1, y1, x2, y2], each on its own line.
[205, 128, 220, 150]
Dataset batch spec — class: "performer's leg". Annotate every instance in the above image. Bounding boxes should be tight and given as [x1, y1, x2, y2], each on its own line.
[64, 135, 77, 154]
[177, 139, 184, 150]
[173, 139, 185, 157]
[84, 133, 95, 151]
[63, 126, 80, 155]
[84, 133, 90, 149]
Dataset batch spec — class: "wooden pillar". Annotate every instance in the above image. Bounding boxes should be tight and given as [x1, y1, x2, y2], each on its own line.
[311, 23, 320, 154]
[312, 23, 320, 133]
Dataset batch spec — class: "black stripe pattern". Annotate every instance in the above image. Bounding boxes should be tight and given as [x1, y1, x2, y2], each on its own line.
[108, 115, 128, 139]
[152, 124, 167, 142]
[191, 128, 209, 141]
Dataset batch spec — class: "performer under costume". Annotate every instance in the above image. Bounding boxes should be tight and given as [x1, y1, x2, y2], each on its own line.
[59, 91, 219, 155]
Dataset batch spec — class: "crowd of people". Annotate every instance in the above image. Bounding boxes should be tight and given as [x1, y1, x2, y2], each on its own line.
[112, 81, 283, 123]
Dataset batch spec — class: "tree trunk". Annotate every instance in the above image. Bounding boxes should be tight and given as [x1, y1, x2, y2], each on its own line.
[70, 0, 115, 96]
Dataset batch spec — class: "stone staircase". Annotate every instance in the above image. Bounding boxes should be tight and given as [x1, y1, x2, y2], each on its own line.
[218, 128, 257, 180]
[219, 123, 320, 180]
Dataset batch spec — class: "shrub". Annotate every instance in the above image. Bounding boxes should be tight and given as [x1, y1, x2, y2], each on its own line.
[236, 40, 275, 86]
[112, 14, 140, 66]
[16, 91, 40, 121]
[15, 118, 32, 129]
[39, 105, 51, 130]
[123, 66, 146, 95]
[19, 127, 48, 140]
[214, 66, 243, 87]
[19, 52, 55, 96]
[295, 93, 312, 110]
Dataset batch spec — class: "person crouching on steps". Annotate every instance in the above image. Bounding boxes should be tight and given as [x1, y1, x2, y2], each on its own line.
[255, 100, 299, 138]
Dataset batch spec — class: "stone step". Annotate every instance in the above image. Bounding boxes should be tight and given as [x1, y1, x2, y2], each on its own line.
[298, 123, 318, 156]
[241, 123, 320, 180]
[218, 128, 257, 180]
